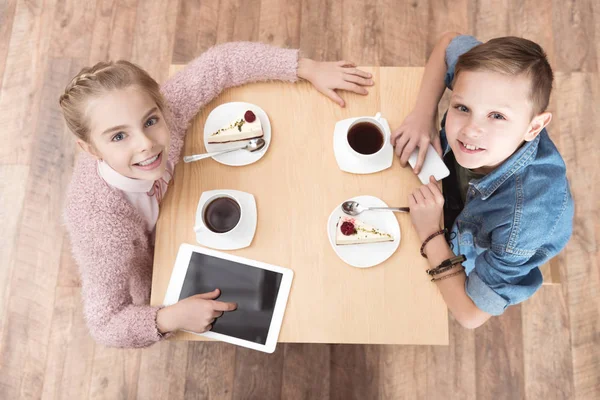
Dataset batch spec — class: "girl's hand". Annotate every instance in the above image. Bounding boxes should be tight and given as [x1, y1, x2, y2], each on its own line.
[298, 58, 374, 107]
[408, 176, 445, 242]
[156, 289, 237, 334]
[391, 110, 442, 174]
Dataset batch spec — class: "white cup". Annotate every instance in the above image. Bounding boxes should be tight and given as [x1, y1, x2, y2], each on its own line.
[196, 193, 243, 235]
[345, 112, 388, 159]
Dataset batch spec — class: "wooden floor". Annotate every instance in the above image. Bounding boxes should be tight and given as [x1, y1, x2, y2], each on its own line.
[0, 0, 598, 399]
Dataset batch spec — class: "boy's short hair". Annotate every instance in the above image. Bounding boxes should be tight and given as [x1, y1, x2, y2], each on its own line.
[453, 37, 553, 115]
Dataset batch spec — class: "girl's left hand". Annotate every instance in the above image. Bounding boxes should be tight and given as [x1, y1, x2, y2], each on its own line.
[408, 175, 445, 242]
[298, 58, 374, 107]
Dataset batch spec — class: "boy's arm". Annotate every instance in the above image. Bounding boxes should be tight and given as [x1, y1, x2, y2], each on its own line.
[423, 236, 492, 329]
[391, 32, 461, 172]
[413, 32, 461, 120]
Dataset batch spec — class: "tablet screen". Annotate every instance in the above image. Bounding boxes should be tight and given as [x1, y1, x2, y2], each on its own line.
[179, 252, 283, 344]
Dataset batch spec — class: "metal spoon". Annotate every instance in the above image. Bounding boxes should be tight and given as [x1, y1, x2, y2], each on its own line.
[341, 200, 410, 216]
[183, 138, 266, 163]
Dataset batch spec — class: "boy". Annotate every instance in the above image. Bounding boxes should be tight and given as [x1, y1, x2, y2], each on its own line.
[391, 33, 574, 328]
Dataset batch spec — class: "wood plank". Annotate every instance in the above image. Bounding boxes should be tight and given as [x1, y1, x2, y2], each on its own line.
[216, 0, 262, 44]
[232, 346, 284, 400]
[281, 344, 330, 400]
[475, 305, 525, 400]
[380, 0, 429, 66]
[0, 0, 18, 90]
[426, 317, 477, 400]
[172, 0, 218, 64]
[552, 0, 597, 73]
[48, 0, 97, 58]
[553, 72, 600, 400]
[380, 345, 427, 399]
[41, 288, 95, 400]
[183, 342, 236, 400]
[136, 342, 188, 400]
[0, 165, 28, 341]
[340, 0, 383, 65]
[299, 0, 342, 60]
[130, 0, 179, 83]
[523, 286, 574, 400]
[89, 0, 139, 63]
[507, 0, 555, 69]
[472, 0, 509, 40]
[89, 348, 142, 400]
[56, 232, 81, 288]
[0, 0, 57, 165]
[426, 0, 469, 54]
[0, 53, 81, 399]
[258, 0, 301, 49]
[330, 345, 380, 400]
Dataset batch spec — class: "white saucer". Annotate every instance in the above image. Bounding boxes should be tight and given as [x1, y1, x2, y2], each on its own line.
[327, 195, 401, 268]
[333, 117, 394, 174]
[203, 102, 271, 166]
[194, 190, 257, 250]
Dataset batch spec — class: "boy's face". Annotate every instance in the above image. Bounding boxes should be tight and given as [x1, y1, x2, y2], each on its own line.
[445, 70, 546, 174]
[81, 86, 170, 181]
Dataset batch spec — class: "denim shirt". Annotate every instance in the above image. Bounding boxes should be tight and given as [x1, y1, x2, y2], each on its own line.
[440, 35, 574, 315]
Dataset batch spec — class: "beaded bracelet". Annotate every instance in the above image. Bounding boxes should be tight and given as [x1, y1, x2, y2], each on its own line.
[420, 228, 447, 258]
[431, 268, 465, 282]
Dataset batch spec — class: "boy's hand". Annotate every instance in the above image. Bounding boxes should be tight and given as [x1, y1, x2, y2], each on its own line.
[391, 110, 443, 174]
[157, 288, 237, 334]
[297, 58, 374, 107]
[408, 176, 445, 242]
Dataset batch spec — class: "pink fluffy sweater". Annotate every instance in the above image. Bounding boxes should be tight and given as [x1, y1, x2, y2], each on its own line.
[64, 42, 299, 348]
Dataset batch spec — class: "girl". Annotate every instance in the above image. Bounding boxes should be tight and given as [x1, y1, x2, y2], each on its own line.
[61, 42, 374, 348]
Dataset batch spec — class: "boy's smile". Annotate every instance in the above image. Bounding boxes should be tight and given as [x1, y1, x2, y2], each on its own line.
[445, 70, 546, 174]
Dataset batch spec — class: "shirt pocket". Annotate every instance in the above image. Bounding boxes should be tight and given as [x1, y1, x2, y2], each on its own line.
[457, 219, 481, 247]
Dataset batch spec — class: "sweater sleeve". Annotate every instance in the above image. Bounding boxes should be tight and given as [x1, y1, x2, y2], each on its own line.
[160, 42, 299, 164]
[64, 176, 165, 348]
[77, 242, 164, 349]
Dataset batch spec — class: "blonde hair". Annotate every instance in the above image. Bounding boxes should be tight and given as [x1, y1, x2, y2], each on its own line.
[453, 37, 553, 115]
[59, 60, 168, 142]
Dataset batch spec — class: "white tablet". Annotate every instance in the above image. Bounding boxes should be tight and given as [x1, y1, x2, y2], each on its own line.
[163, 243, 294, 353]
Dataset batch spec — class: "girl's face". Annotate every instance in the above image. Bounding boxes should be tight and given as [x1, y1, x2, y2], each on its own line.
[80, 86, 170, 181]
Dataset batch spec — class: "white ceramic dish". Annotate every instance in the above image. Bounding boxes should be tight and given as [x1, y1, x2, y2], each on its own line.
[327, 195, 401, 268]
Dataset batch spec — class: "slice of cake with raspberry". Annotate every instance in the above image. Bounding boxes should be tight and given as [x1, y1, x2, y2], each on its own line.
[335, 216, 394, 245]
[208, 110, 264, 144]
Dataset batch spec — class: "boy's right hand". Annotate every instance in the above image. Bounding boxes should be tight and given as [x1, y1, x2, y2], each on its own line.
[157, 288, 237, 334]
[390, 110, 443, 174]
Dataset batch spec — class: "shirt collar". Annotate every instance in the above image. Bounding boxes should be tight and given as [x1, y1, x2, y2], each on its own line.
[97, 160, 155, 193]
[471, 131, 542, 200]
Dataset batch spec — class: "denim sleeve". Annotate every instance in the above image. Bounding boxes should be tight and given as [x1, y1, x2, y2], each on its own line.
[465, 250, 543, 315]
[445, 35, 482, 89]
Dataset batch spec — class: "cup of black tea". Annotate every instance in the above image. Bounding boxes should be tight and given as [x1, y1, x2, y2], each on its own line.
[346, 112, 388, 158]
[200, 194, 242, 234]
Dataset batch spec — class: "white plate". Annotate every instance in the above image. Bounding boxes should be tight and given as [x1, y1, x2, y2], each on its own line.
[203, 102, 271, 166]
[194, 190, 257, 250]
[333, 117, 394, 174]
[327, 195, 401, 268]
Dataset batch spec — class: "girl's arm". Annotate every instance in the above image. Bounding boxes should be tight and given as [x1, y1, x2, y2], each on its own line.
[160, 42, 373, 164]
[160, 42, 298, 164]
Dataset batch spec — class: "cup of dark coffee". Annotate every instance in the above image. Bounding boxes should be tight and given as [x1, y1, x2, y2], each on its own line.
[200, 194, 242, 234]
[346, 112, 388, 158]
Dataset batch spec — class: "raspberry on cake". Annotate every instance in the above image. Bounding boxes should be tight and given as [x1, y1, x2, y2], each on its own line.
[335, 216, 394, 245]
[208, 110, 264, 144]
